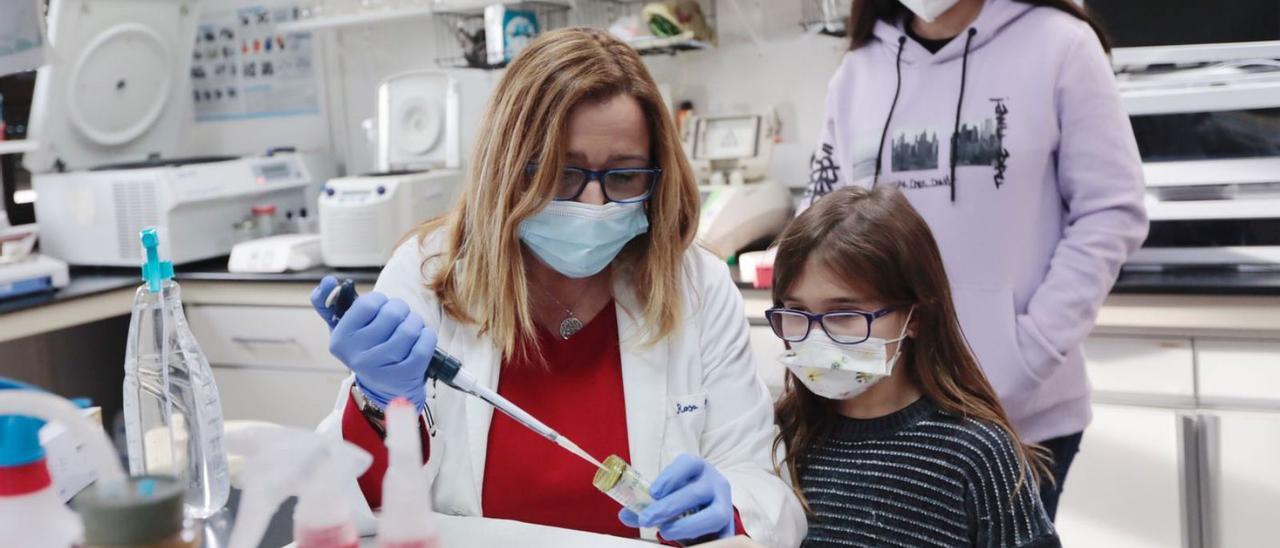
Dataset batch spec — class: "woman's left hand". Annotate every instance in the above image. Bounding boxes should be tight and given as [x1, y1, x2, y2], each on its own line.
[618, 453, 734, 541]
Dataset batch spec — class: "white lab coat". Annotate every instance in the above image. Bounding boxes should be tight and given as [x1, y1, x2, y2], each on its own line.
[316, 233, 806, 547]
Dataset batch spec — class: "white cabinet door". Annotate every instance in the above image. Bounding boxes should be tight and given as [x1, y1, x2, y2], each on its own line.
[212, 367, 350, 429]
[1201, 410, 1280, 548]
[190, 304, 349, 429]
[1057, 404, 1194, 548]
[186, 304, 342, 372]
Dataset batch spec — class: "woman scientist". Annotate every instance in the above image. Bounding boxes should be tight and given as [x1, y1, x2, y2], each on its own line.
[310, 28, 805, 546]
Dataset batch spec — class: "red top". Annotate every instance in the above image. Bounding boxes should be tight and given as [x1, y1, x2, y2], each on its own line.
[482, 303, 635, 536]
[341, 395, 431, 510]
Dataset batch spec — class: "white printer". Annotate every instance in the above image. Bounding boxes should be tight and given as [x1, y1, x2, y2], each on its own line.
[23, 0, 334, 267]
[319, 71, 465, 267]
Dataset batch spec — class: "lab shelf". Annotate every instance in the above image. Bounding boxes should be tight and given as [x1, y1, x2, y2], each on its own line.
[575, 0, 717, 56]
[431, 0, 573, 16]
[431, 1, 573, 70]
[275, 5, 436, 33]
[274, 1, 571, 34]
[626, 34, 712, 55]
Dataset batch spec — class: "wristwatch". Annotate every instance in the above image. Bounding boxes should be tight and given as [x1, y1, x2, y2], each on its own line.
[350, 384, 385, 422]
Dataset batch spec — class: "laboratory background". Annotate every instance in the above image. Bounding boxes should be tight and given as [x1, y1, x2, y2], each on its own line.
[0, 0, 1278, 547]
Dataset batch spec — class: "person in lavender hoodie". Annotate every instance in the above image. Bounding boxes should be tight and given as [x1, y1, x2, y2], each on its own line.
[803, 0, 1148, 519]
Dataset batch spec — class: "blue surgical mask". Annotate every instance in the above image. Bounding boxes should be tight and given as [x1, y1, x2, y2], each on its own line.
[518, 200, 649, 278]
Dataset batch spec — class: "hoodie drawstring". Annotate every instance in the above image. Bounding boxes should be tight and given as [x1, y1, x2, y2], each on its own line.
[873, 36, 908, 188]
[949, 28, 978, 202]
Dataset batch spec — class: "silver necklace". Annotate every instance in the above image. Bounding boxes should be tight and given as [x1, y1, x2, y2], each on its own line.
[537, 285, 583, 340]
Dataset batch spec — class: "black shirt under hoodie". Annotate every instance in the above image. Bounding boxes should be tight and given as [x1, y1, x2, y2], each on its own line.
[799, 398, 1061, 548]
[905, 23, 955, 54]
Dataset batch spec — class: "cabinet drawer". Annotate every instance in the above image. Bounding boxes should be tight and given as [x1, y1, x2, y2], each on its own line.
[1083, 336, 1195, 402]
[1197, 340, 1280, 406]
[748, 325, 787, 400]
[212, 367, 349, 429]
[186, 305, 342, 371]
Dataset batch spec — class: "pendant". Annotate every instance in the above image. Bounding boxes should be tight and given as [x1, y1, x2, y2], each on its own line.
[559, 316, 584, 340]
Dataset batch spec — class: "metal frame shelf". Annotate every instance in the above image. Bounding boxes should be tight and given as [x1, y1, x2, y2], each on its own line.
[575, 0, 717, 56]
[431, 1, 573, 69]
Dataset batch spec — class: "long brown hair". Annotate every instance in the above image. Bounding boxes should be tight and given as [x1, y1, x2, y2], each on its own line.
[416, 28, 700, 362]
[771, 186, 1050, 509]
[847, 0, 1111, 51]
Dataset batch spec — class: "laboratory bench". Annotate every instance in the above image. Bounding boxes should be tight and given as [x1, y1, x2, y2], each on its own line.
[0, 257, 380, 342]
[0, 258, 381, 434]
[5, 261, 1279, 338]
[4, 261, 1280, 548]
[206, 489, 652, 548]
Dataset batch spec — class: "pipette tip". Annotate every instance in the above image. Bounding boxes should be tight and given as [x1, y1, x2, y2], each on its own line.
[556, 436, 605, 471]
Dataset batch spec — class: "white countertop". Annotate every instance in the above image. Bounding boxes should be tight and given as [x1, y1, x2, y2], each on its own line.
[283, 515, 655, 548]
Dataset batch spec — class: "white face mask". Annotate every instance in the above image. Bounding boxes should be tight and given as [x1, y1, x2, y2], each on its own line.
[778, 307, 914, 400]
[899, 0, 961, 23]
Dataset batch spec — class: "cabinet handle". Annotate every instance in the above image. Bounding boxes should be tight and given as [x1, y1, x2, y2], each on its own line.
[1197, 414, 1221, 548]
[231, 336, 301, 346]
[1178, 413, 1202, 548]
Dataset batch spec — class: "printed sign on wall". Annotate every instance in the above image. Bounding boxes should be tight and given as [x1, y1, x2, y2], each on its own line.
[191, 4, 319, 122]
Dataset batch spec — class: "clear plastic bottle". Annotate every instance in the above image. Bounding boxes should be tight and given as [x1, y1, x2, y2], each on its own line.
[123, 228, 230, 518]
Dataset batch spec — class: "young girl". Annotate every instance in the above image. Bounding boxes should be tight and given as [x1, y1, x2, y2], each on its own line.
[771, 186, 1060, 548]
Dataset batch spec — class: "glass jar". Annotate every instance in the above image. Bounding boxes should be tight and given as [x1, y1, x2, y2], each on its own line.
[592, 454, 656, 514]
[250, 204, 278, 239]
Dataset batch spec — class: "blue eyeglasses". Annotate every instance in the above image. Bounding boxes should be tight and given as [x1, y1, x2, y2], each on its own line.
[764, 306, 901, 345]
[526, 163, 661, 203]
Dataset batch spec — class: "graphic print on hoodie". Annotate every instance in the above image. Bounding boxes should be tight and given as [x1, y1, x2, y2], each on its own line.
[804, 0, 1148, 444]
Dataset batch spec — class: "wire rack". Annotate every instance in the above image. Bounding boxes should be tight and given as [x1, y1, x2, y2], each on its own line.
[432, 1, 573, 69]
[801, 0, 850, 37]
[574, 0, 717, 56]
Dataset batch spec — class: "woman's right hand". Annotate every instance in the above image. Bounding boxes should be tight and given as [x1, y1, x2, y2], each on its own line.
[310, 279, 436, 411]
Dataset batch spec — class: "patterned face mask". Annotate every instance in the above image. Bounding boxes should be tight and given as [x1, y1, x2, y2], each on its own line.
[777, 308, 913, 400]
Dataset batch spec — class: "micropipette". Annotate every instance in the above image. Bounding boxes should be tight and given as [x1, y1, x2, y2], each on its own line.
[324, 279, 605, 471]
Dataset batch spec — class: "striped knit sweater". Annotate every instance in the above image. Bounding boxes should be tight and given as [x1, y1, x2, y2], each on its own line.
[798, 398, 1060, 548]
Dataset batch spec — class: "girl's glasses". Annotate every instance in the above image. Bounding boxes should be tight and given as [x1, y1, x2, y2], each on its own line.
[764, 306, 901, 345]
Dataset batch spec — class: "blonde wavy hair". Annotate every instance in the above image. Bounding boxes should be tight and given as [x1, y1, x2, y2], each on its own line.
[414, 27, 701, 362]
